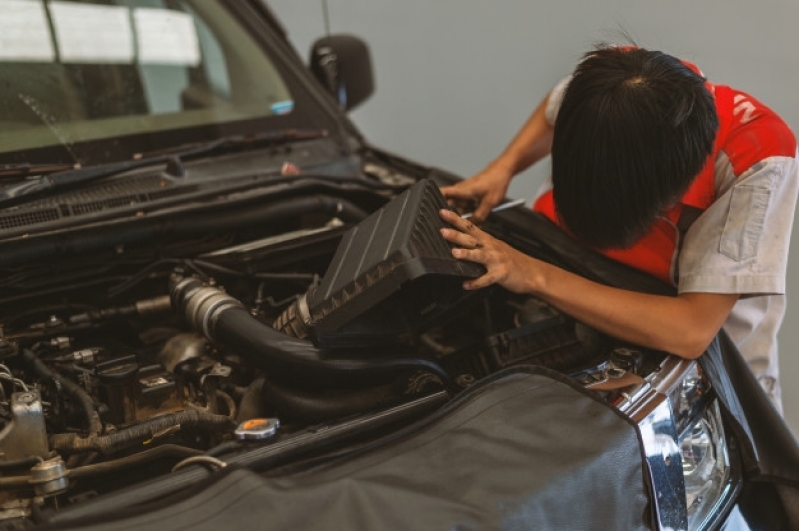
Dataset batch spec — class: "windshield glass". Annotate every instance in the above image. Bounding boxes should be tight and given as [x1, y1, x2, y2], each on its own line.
[0, 0, 323, 165]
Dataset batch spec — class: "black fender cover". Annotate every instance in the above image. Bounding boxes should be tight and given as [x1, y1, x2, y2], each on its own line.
[47, 367, 652, 530]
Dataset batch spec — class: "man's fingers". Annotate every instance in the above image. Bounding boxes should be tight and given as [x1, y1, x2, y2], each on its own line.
[439, 208, 480, 233]
[451, 247, 484, 261]
[440, 228, 480, 249]
[464, 273, 495, 290]
[439, 185, 459, 198]
[438, 210, 502, 291]
[470, 203, 493, 224]
[439, 186, 473, 203]
[440, 186, 481, 211]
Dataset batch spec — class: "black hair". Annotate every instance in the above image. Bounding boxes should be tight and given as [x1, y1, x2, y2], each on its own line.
[550, 46, 719, 249]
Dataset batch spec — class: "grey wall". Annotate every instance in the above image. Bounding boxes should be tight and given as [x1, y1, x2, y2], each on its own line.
[268, 0, 799, 436]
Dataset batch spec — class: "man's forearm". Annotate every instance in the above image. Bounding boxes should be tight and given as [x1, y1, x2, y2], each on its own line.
[489, 94, 555, 176]
[527, 260, 738, 359]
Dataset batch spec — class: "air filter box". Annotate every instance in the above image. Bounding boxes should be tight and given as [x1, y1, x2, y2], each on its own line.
[306, 179, 486, 347]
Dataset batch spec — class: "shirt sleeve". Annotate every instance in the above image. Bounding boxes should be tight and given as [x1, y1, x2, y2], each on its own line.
[678, 153, 799, 296]
[544, 76, 571, 126]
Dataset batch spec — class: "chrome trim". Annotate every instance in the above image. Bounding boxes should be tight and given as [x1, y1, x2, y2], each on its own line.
[618, 357, 694, 531]
[618, 356, 695, 422]
[639, 397, 688, 531]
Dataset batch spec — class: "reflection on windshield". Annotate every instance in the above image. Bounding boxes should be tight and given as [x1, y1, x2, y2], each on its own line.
[0, 0, 294, 161]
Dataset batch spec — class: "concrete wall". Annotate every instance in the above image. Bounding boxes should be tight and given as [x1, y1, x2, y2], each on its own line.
[267, 0, 799, 436]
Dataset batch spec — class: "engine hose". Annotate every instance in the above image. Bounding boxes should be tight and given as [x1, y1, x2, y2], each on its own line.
[49, 410, 236, 455]
[0, 225, 155, 269]
[171, 195, 369, 233]
[261, 378, 405, 424]
[0, 456, 42, 471]
[21, 349, 102, 437]
[0, 445, 204, 489]
[172, 278, 458, 393]
[236, 378, 267, 423]
[69, 444, 203, 479]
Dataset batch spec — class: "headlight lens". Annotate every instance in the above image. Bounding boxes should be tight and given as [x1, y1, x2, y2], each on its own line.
[680, 399, 732, 530]
[669, 365, 735, 531]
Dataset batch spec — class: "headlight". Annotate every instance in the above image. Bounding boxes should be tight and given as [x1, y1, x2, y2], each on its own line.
[671, 367, 737, 531]
[635, 362, 740, 531]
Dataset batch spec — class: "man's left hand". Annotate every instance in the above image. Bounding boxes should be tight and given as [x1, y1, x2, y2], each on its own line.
[439, 208, 539, 294]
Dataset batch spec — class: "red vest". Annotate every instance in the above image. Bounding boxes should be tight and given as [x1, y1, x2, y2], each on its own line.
[533, 77, 796, 285]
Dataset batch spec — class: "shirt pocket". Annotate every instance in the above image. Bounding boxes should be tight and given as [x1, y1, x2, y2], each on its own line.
[719, 185, 770, 261]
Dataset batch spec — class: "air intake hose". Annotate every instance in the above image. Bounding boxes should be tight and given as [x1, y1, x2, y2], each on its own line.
[170, 277, 458, 392]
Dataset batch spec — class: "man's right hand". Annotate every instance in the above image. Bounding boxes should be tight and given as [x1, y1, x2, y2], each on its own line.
[440, 164, 513, 224]
[440, 91, 555, 224]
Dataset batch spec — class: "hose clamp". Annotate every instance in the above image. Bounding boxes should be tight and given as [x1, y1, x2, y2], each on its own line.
[182, 286, 243, 339]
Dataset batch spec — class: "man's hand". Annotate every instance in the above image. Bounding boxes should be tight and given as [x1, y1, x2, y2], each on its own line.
[440, 164, 513, 224]
[440, 92, 555, 224]
[439, 208, 538, 293]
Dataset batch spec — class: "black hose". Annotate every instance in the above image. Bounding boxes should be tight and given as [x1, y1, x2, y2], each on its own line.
[236, 377, 267, 423]
[0, 475, 31, 489]
[21, 349, 102, 437]
[0, 446, 206, 490]
[171, 278, 457, 391]
[0, 193, 369, 269]
[0, 456, 41, 471]
[69, 444, 203, 479]
[213, 306, 457, 392]
[171, 194, 369, 233]
[49, 410, 236, 455]
[204, 440, 244, 458]
[0, 225, 155, 269]
[261, 378, 405, 424]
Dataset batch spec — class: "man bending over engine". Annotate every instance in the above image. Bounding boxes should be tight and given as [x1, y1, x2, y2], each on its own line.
[439, 46, 798, 412]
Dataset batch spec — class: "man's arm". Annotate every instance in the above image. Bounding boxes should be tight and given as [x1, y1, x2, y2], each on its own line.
[484, 93, 557, 178]
[519, 259, 738, 359]
[440, 93, 555, 223]
[439, 208, 739, 359]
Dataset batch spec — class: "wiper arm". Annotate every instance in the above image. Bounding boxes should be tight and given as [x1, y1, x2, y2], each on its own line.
[0, 163, 79, 179]
[0, 157, 179, 207]
[133, 128, 329, 160]
[0, 129, 328, 208]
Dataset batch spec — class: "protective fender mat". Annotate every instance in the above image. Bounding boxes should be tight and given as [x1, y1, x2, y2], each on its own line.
[47, 367, 652, 531]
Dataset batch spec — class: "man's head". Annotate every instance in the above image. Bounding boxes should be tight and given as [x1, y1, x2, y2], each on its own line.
[551, 46, 719, 249]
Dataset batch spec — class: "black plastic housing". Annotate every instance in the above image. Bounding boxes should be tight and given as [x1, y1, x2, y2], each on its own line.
[307, 179, 485, 347]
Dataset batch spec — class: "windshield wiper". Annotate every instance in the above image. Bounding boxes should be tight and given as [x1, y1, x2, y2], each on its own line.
[0, 163, 79, 179]
[0, 129, 328, 208]
[134, 128, 329, 160]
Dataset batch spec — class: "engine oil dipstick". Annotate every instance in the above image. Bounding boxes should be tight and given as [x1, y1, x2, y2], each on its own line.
[234, 418, 281, 441]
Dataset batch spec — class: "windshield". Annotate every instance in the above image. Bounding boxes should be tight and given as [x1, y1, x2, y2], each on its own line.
[0, 0, 327, 166]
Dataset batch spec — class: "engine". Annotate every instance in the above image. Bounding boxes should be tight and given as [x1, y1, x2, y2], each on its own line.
[0, 180, 658, 520]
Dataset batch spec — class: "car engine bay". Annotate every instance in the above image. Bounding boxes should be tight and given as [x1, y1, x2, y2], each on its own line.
[0, 172, 665, 519]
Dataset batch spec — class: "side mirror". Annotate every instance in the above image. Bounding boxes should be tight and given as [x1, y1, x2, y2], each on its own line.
[309, 35, 374, 112]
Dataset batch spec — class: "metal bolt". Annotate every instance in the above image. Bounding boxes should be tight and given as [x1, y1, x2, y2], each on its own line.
[456, 374, 476, 387]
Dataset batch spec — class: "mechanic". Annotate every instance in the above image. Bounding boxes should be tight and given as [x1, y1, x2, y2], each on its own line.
[439, 46, 798, 413]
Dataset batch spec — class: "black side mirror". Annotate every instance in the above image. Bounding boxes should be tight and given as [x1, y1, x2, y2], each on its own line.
[309, 35, 374, 112]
